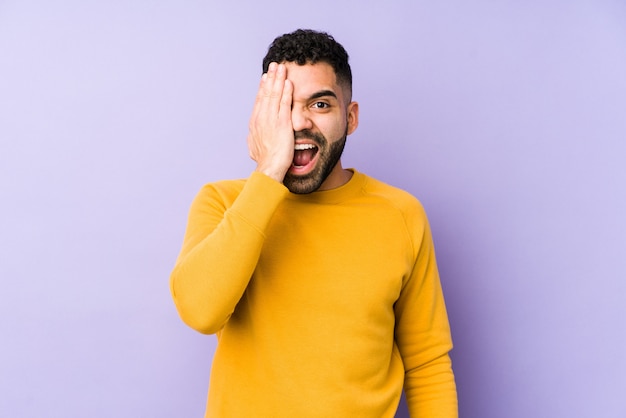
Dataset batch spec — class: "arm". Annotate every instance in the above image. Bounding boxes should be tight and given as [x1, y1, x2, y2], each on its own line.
[170, 173, 288, 334]
[170, 62, 294, 334]
[395, 207, 458, 417]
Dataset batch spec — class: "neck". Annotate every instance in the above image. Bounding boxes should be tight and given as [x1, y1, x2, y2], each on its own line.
[318, 162, 353, 191]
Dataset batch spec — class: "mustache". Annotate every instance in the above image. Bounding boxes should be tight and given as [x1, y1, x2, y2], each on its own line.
[294, 130, 326, 146]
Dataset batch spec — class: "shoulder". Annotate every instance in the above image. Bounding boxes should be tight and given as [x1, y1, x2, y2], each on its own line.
[194, 172, 288, 212]
[191, 178, 247, 210]
[199, 178, 247, 196]
[356, 172, 433, 257]
[358, 172, 428, 220]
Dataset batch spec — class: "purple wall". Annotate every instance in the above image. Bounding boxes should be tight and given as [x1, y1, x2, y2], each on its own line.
[1, 1, 625, 417]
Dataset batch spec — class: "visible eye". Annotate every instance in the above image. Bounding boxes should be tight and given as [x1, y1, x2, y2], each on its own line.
[312, 101, 330, 109]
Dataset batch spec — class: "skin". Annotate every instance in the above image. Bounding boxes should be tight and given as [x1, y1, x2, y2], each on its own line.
[247, 61, 359, 193]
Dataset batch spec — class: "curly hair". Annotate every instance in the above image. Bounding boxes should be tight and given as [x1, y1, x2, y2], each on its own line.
[262, 29, 352, 92]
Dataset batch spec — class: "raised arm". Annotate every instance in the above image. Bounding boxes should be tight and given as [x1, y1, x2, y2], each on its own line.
[170, 62, 295, 334]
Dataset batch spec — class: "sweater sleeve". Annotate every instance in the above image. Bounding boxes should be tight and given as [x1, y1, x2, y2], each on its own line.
[170, 172, 289, 334]
[395, 205, 458, 417]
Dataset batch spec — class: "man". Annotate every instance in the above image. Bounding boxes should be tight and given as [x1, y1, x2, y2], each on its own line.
[170, 29, 457, 417]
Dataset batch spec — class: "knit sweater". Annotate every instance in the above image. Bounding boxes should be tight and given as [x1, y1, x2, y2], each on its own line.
[170, 170, 457, 417]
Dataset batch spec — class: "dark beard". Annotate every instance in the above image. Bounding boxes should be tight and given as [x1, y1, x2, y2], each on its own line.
[283, 128, 347, 194]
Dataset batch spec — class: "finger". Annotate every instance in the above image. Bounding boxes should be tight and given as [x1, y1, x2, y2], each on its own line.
[261, 62, 278, 98]
[252, 62, 281, 124]
[266, 63, 286, 111]
[250, 72, 268, 126]
[278, 78, 293, 128]
[251, 62, 277, 123]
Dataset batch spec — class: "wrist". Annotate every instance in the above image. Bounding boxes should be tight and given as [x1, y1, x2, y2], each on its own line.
[254, 163, 288, 184]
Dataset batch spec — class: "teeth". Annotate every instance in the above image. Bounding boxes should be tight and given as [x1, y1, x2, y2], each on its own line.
[294, 143, 317, 150]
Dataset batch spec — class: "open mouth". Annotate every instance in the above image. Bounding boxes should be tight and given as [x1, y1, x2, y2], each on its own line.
[291, 143, 319, 172]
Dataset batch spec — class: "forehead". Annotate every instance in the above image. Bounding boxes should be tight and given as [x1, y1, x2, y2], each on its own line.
[284, 62, 341, 99]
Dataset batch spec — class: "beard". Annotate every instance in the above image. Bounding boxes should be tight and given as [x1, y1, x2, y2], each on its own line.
[283, 127, 348, 194]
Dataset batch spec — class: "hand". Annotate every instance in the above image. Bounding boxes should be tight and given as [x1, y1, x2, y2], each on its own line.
[247, 62, 294, 183]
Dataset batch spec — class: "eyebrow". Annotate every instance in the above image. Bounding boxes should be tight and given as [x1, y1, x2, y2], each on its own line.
[308, 90, 338, 101]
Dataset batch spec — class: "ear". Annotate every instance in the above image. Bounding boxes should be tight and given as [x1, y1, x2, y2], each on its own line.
[346, 101, 359, 135]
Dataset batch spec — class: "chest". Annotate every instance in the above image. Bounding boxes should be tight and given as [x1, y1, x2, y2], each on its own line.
[252, 202, 414, 313]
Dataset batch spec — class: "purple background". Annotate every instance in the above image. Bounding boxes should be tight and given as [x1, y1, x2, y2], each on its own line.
[1, 1, 625, 417]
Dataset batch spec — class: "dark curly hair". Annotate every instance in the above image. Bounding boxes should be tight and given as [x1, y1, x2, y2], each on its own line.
[262, 29, 352, 93]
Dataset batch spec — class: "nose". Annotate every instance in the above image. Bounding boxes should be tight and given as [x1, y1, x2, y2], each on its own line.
[291, 106, 313, 132]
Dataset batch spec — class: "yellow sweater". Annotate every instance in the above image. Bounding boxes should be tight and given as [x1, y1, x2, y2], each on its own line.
[171, 170, 457, 417]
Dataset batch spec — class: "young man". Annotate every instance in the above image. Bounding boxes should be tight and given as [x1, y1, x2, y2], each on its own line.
[170, 29, 457, 417]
